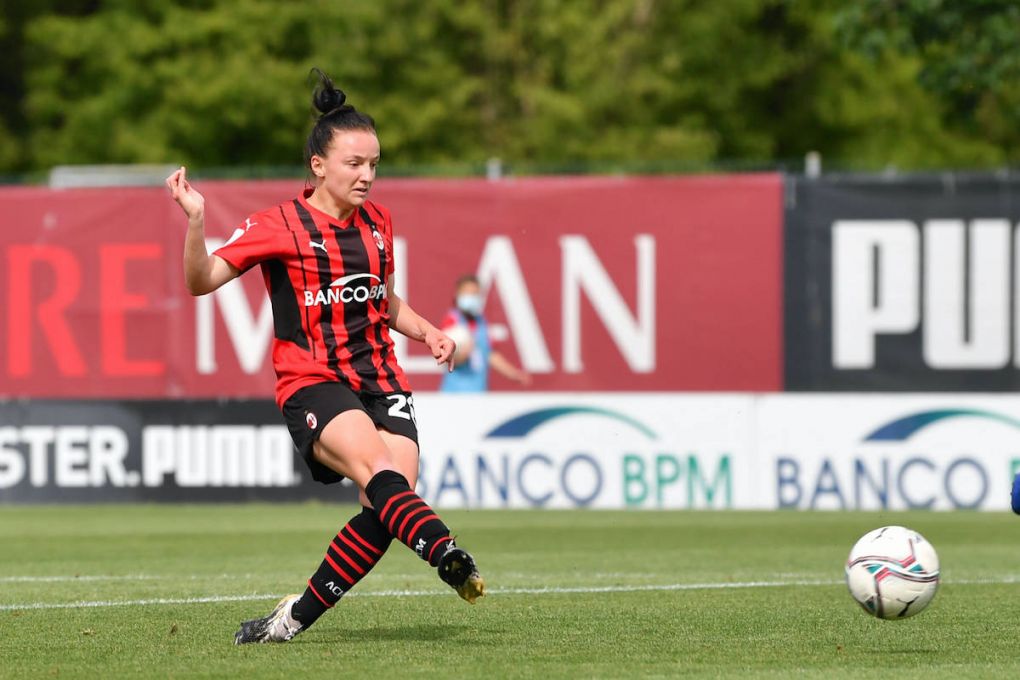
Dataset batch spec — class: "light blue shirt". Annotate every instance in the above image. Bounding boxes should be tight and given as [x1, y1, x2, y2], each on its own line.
[440, 310, 492, 392]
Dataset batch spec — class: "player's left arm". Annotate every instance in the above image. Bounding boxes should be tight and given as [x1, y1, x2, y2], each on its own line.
[387, 278, 456, 372]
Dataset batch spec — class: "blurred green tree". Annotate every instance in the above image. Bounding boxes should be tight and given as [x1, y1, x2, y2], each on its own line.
[0, 12, 13, 170]
[0, 0, 99, 172]
[1, 0, 1013, 174]
[837, 0, 1020, 164]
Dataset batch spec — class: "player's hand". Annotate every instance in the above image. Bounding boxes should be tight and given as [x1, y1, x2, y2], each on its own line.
[425, 326, 456, 372]
[165, 166, 205, 221]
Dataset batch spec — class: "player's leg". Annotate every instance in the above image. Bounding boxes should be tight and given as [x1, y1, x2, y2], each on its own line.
[236, 384, 390, 644]
[287, 504, 393, 629]
[374, 425, 485, 603]
[312, 408, 452, 558]
[241, 505, 390, 644]
[286, 423, 427, 626]
[283, 426, 420, 624]
[289, 391, 484, 602]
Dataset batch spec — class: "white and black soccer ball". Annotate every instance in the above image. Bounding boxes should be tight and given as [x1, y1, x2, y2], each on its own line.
[845, 525, 940, 620]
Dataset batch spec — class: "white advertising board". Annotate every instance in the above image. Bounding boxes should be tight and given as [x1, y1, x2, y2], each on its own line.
[757, 395, 1020, 511]
[412, 393, 755, 509]
[414, 393, 1020, 511]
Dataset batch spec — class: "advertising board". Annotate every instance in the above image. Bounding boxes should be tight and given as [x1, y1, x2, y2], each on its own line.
[0, 174, 783, 397]
[6, 393, 1015, 511]
[785, 174, 1020, 390]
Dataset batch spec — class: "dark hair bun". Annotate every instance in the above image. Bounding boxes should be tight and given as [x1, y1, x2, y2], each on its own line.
[303, 68, 376, 168]
[311, 68, 347, 115]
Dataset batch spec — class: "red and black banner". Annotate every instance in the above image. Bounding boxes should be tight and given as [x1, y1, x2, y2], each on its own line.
[0, 174, 784, 398]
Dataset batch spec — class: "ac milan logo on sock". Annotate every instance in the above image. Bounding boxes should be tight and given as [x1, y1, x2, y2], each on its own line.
[306, 412, 318, 430]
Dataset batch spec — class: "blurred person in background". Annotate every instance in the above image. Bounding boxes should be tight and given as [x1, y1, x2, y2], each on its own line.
[166, 69, 484, 645]
[440, 274, 531, 392]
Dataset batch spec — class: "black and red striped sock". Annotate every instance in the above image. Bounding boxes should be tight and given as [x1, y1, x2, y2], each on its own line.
[366, 470, 454, 567]
[291, 506, 392, 627]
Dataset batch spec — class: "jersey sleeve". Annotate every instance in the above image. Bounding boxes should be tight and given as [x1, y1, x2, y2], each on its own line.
[213, 213, 278, 273]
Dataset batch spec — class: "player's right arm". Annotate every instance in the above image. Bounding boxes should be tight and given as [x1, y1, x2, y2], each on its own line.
[166, 166, 241, 295]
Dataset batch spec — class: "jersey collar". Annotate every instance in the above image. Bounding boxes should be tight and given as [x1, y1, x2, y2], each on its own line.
[299, 188, 357, 229]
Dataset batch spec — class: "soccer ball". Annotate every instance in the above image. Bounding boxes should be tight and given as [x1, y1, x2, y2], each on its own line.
[845, 525, 940, 620]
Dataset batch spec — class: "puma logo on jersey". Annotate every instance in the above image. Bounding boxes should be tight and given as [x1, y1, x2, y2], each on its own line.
[223, 217, 259, 247]
[309, 239, 327, 252]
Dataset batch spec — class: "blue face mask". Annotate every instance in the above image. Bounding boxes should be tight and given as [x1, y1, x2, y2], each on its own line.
[456, 293, 483, 317]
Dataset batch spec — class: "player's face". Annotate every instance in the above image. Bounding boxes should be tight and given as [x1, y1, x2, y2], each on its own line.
[317, 129, 380, 209]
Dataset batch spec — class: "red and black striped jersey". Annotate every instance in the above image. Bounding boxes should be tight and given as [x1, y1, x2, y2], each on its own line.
[214, 189, 412, 407]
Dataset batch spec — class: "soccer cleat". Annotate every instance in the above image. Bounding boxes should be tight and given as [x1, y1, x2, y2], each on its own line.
[437, 544, 486, 604]
[234, 594, 304, 644]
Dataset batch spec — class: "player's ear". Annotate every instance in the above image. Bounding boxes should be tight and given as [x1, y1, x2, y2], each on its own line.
[310, 154, 326, 179]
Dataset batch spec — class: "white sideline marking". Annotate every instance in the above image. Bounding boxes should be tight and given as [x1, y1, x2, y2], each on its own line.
[0, 576, 136, 583]
[1, 576, 1015, 612]
[0, 572, 703, 584]
[0, 574, 237, 583]
[0, 580, 836, 611]
[0, 593, 277, 611]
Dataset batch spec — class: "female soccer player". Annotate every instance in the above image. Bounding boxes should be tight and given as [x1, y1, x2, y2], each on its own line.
[166, 69, 484, 644]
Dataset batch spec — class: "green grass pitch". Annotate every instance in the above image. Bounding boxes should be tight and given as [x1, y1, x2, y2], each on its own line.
[2, 506, 1019, 678]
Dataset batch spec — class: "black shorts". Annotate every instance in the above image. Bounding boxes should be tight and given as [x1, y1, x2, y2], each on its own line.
[281, 381, 419, 485]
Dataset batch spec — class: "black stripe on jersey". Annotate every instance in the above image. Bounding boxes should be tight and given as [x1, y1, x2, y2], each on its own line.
[278, 205, 315, 359]
[293, 200, 345, 382]
[332, 223, 382, 391]
[359, 206, 400, 389]
[265, 259, 310, 350]
[360, 206, 388, 277]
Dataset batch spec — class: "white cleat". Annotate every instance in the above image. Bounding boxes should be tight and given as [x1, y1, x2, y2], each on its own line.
[234, 594, 304, 644]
